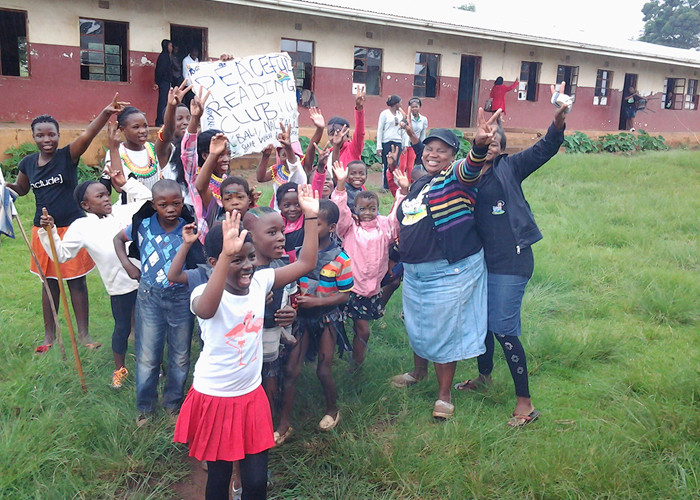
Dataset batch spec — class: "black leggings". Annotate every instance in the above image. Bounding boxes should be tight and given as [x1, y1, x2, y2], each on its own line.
[110, 290, 137, 355]
[477, 330, 530, 398]
[206, 451, 268, 500]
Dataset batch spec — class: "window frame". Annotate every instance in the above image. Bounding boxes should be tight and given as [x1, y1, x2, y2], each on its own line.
[79, 18, 129, 83]
[413, 52, 441, 99]
[281, 38, 315, 92]
[556, 64, 579, 101]
[518, 61, 541, 102]
[663, 77, 686, 110]
[0, 8, 30, 78]
[685, 79, 698, 110]
[353, 46, 383, 96]
[593, 69, 613, 106]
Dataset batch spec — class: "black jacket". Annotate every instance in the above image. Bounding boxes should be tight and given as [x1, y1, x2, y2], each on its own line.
[487, 123, 565, 252]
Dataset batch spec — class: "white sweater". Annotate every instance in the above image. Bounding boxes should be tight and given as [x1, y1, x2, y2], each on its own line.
[376, 109, 405, 145]
[38, 179, 152, 296]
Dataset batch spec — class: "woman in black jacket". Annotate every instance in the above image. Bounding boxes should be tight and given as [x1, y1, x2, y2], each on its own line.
[154, 39, 172, 126]
[455, 83, 570, 427]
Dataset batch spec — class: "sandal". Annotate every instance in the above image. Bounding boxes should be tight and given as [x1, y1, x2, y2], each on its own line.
[391, 372, 422, 388]
[454, 377, 489, 391]
[432, 399, 454, 420]
[273, 427, 294, 445]
[318, 412, 340, 431]
[84, 342, 102, 350]
[35, 344, 52, 354]
[507, 410, 540, 428]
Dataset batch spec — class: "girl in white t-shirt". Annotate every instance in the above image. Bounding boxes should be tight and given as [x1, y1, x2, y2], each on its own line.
[174, 186, 319, 500]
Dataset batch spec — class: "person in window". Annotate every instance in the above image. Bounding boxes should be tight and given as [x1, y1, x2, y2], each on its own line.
[489, 76, 519, 115]
[154, 39, 172, 127]
[623, 85, 640, 131]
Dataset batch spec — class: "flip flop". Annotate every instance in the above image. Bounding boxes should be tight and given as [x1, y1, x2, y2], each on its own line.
[84, 342, 102, 350]
[35, 344, 52, 354]
[273, 427, 294, 445]
[507, 410, 541, 428]
[454, 377, 490, 391]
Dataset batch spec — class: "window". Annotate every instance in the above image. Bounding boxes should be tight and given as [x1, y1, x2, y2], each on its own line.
[281, 38, 314, 92]
[556, 65, 579, 100]
[593, 69, 613, 105]
[353, 47, 382, 96]
[685, 79, 698, 110]
[518, 61, 540, 101]
[414, 53, 440, 98]
[79, 19, 128, 82]
[662, 78, 685, 110]
[0, 9, 28, 77]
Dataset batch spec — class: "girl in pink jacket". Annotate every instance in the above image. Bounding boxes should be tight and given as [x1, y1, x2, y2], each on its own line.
[331, 161, 409, 368]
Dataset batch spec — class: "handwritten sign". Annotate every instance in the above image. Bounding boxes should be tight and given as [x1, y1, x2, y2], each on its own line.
[187, 52, 299, 157]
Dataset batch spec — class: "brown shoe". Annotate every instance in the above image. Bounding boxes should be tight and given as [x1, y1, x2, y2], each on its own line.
[432, 400, 454, 419]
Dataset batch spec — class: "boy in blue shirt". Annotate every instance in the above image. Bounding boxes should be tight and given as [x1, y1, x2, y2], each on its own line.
[114, 179, 203, 425]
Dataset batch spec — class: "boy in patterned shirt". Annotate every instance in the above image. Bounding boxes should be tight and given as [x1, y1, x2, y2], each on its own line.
[114, 179, 203, 426]
[276, 199, 353, 436]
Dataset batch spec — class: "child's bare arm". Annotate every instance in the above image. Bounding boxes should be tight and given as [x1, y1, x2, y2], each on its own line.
[296, 291, 350, 309]
[195, 133, 228, 209]
[278, 122, 298, 164]
[113, 230, 141, 281]
[273, 185, 319, 289]
[192, 212, 247, 319]
[302, 107, 325, 175]
[187, 87, 210, 134]
[70, 93, 129, 163]
[157, 81, 193, 167]
[166, 223, 197, 284]
[256, 145, 274, 183]
[5, 171, 30, 196]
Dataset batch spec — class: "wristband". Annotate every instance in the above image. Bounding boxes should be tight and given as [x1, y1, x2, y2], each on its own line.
[157, 126, 165, 142]
[305, 217, 318, 220]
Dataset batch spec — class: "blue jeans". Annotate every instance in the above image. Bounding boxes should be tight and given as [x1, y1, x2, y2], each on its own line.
[135, 283, 194, 413]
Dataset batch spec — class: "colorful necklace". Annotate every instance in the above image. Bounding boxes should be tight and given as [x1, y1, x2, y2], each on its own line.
[120, 143, 158, 179]
[210, 172, 225, 201]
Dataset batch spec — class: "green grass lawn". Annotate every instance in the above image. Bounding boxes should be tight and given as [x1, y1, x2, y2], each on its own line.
[1, 150, 700, 499]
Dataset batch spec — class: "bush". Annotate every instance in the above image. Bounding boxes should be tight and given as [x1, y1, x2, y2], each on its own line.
[563, 130, 669, 154]
[362, 139, 382, 167]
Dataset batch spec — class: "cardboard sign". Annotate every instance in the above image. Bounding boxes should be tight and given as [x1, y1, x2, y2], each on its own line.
[187, 52, 299, 157]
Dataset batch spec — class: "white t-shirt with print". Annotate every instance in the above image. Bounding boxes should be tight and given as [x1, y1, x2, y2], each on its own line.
[190, 268, 276, 397]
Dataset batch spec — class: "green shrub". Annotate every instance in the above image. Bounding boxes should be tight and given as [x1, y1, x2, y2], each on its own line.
[1, 143, 39, 179]
[298, 135, 310, 152]
[563, 131, 598, 154]
[563, 130, 669, 154]
[362, 139, 382, 167]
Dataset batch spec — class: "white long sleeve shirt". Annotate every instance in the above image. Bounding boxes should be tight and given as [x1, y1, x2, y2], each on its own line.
[376, 109, 405, 145]
[38, 179, 152, 296]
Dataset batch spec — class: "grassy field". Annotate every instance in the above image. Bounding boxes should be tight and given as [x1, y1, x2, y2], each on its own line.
[1, 150, 700, 499]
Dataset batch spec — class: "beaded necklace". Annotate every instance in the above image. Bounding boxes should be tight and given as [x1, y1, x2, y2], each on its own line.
[210, 173, 225, 201]
[119, 143, 158, 179]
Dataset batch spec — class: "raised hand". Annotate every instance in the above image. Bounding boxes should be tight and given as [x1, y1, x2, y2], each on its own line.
[355, 88, 366, 109]
[386, 144, 400, 171]
[40, 207, 54, 228]
[474, 107, 502, 148]
[309, 107, 325, 129]
[277, 122, 293, 148]
[108, 167, 127, 189]
[330, 124, 349, 146]
[250, 186, 262, 207]
[221, 211, 248, 258]
[220, 54, 234, 62]
[209, 133, 229, 156]
[394, 169, 410, 194]
[332, 160, 348, 185]
[190, 86, 211, 118]
[297, 183, 320, 218]
[551, 81, 570, 129]
[261, 144, 274, 157]
[169, 80, 193, 106]
[104, 92, 130, 116]
[182, 223, 199, 244]
[314, 142, 332, 171]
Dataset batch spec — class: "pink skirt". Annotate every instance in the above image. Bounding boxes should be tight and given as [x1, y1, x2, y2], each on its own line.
[173, 385, 275, 462]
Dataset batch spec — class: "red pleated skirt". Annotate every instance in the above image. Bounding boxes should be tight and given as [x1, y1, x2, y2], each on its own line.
[173, 385, 275, 462]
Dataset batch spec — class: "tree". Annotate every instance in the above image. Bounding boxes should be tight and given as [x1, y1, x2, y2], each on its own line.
[456, 3, 476, 11]
[640, 0, 700, 49]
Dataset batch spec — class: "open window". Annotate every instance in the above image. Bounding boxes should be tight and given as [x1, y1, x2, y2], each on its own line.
[353, 47, 382, 96]
[593, 69, 613, 106]
[281, 38, 314, 92]
[556, 65, 579, 100]
[685, 79, 698, 110]
[414, 53, 440, 98]
[518, 61, 540, 101]
[662, 78, 685, 110]
[79, 18, 128, 82]
[0, 9, 29, 77]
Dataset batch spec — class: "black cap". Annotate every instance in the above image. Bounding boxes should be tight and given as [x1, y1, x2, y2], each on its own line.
[423, 128, 460, 153]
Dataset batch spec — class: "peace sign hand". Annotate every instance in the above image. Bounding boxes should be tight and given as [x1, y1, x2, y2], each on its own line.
[169, 80, 193, 106]
[355, 89, 366, 110]
[190, 86, 211, 118]
[104, 92, 130, 115]
[314, 142, 332, 170]
[277, 122, 293, 148]
[474, 108, 502, 148]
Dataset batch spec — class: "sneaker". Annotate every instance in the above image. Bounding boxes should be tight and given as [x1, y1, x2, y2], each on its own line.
[136, 413, 151, 428]
[111, 366, 128, 389]
[232, 486, 243, 500]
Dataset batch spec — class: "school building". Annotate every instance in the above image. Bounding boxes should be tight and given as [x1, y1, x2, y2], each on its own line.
[2, 0, 700, 135]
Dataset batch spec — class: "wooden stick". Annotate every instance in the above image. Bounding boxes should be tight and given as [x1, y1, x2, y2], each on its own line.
[42, 210, 87, 393]
[12, 213, 67, 360]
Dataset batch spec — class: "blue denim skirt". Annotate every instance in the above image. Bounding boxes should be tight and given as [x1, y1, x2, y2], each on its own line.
[402, 250, 487, 364]
[487, 273, 530, 337]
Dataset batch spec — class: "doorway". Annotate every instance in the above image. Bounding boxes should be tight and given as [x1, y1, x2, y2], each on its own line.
[170, 24, 207, 75]
[618, 73, 638, 130]
[456, 55, 481, 127]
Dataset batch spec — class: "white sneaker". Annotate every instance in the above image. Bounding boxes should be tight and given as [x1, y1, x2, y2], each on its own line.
[232, 486, 243, 500]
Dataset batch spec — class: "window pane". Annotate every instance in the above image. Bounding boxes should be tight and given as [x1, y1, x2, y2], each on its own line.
[80, 50, 104, 65]
[354, 58, 366, 72]
[354, 47, 367, 59]
[87, 42, 103, 51]
[413, 83, 426, 98]
[368, 48, 381, 61]
[105, 54, 120, 65]
[106, 64, 120, 75]
[104, 44, 120, 55]
[353, 71, 367, 84]
[414, 75, 426, 86]
[366, 66, 381, 95]
[297, 41, 313, 53]
[79, 19, 103, 35]
[281, 39, 296, 52]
